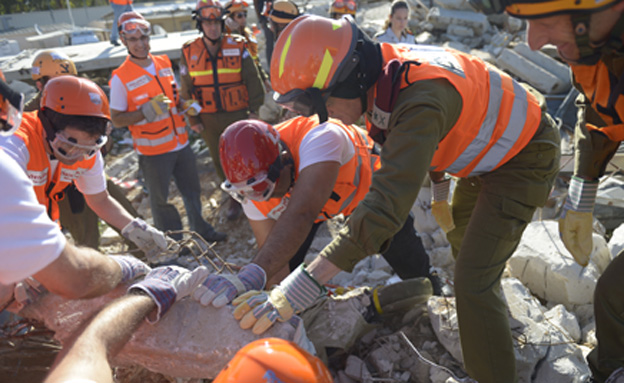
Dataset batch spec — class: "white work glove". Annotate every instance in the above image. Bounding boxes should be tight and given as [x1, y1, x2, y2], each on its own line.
[559, 176, 598, 267]
[140, 94, 172, 122]
[13, 277, 47, 310]
[122, 218, 170, 263]
[192, 263, 266, 308]
[181, 99, 202, 116]
[232, 265, 326, 335]
[431, 177, 455, 233]
[111, 255, 152, 284]
[129, 265, 209, 323]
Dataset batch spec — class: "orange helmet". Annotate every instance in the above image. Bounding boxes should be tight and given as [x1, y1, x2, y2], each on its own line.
[41, 76, 110, 120]
[219, 119, 284, 202]
[31, 50, 77, 82]
[330, 0, 357, 17]
[213, 338, 333, 383]
[0, 70, 24, 136]
[269, 0, 301, 23]
[271, 15, 360, 120]
[225, 0, 249, 14]
[118, 11, 151, 36]
[193, 0, 226, 21]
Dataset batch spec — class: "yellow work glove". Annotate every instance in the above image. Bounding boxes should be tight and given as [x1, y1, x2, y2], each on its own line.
[431, 177, 455, 233]
[140, 94, 172, 122]
[182, 99, 202, 117]
[558, 176, 598, 267]
[231, 265, 325, 335]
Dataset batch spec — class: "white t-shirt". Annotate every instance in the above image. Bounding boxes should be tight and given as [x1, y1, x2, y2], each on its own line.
[242, 121, 356, 221]
[0, 134, 107, 196]
[0, 149, 66, 285]
[110, 61, 186, 155]
[374, 27, 413, 44]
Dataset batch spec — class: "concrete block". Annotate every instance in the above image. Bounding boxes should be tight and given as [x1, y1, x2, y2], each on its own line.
[433, 0, 473, 10]
[514, 42, 571, 92]
[345, 355, 372, 381]
[442, 40, 471, 53]
[496, 48, 566, 94]
[426, 7, 490, 35]
[446, 24, 474, 37]
[415, 31, 436, 45]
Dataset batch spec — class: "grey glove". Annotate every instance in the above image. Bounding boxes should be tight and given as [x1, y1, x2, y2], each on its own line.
[140, 94, 172, 122]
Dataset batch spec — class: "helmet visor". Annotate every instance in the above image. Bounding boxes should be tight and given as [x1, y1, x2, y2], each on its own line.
[50, 131, 108, 161]
[273, 87, 331, 118]
[0, 98, 23, 137]
[221, 173, 277, 203]
[121, 18, 151, 36]
[197, 6, 223, 19]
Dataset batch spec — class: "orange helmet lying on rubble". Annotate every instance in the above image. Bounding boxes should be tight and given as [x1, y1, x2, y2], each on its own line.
[219, 119, 285, 202]
[31, 50, 77, 82]
[0, 69, 24, 136]
[213, 338, 333, 383]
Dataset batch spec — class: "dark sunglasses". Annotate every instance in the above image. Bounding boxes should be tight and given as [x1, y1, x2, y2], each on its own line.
[235, 11, 248, 18]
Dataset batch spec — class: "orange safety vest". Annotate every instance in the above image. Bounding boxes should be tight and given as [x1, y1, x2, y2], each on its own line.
[14, 112, 97, 222]
[375, 44, 542, 178]
[225, 25, 260, 65]
[110, 0, 132, 5]
[252, 115, 378, 222]
[111, 54, 189, 156]
[182, 35, 250, 113]
[571, 63, 624, 142]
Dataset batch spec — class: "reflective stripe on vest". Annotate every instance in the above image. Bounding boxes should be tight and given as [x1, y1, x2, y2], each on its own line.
[111, 54, 188, 156]
[189, 68, 242, 77]
[377, 44, 541, 178]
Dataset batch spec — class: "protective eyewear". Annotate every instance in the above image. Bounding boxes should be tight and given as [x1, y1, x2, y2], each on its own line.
[120, 18, 151, 36]
[273, 87, 332, 120]
[50, 131, 108, 161]
[332, 0, 357, 11]
[234, 11, 248, 18]
[0, 99, 23, 137]
[221, 173, 277, 203]
[197, 6, 223, 20]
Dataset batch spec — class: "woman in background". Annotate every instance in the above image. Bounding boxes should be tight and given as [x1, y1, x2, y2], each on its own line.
[374, 0, 413, 44]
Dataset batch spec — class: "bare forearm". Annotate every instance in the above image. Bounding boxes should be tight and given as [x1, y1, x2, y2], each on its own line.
[44, 294, 155, 383]
[86, 193, 134, 231]
[110, 109, 145, 128]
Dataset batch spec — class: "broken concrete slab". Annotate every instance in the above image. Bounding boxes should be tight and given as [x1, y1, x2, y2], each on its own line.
[513, 43, 571, 92]
[496, 48, 568, 94]
[508, 220, 610, 307]
[426, 7, 491, 35]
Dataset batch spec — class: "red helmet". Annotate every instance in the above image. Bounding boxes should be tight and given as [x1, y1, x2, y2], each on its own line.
[213, 338, 333, 383]
[41, 76, 110, 120]
[219, 119, 282, 202]
[0, 69, 24, 136]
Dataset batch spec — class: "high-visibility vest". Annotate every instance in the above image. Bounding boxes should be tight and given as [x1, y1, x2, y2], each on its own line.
[13, 112, 97, 222]
[225, 25, 261, 67]
[182, 35, 250, 113]
[252, 115, 378, 222]
[112, 54, 188, 156]
[377, 43, 542, 178]
[571, 62, 624, 142]
[110, 0, 132, 5]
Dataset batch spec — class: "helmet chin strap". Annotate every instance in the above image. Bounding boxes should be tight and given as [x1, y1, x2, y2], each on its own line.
[572, 12, 624, 65]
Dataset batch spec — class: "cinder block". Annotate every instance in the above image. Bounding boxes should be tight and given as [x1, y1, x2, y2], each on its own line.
[513, 42, 571, 92]
[496, 48, 566, 94]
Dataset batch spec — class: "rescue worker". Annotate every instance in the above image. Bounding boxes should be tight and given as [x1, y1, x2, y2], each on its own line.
[374, 0, 414, 44]
[0, 75, 172, 264]
[110, 11, 226, 245]
[192, 118, 437, 308]
[266, 0, 301, 42]
[467, 0, 624, 380]
[224, 0, 268, 82]
[329, 0, 357, 19]
[229, 15, 561, 383]
[26, 49, 141, 251]
[0, 70, 150, 315]
[180, 0, 265, 220]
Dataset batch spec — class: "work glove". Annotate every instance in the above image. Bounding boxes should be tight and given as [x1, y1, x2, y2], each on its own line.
[192, 263, 266, 308]
[140, 94, 172, 122]
[122, 218, 171, 263]
[129, 265, 209, 323]
[111, 255, 152, 284]
[232, 265, 326, 335]
[431, 177, 455, 233]
[181, 99, 202, 117]
[559, 176, 598, 267]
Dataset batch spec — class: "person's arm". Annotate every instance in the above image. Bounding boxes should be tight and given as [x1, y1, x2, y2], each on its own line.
[44, 293, 155, 383]
[241, 49, 266, 114]
[33, 243, 124, 299]
[248, 218, 275, 248]
[84, 190, 134, 231]
[251, 161, 340, 281]
[110, 108, 145, 128]
[179, 49, 202, 129]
